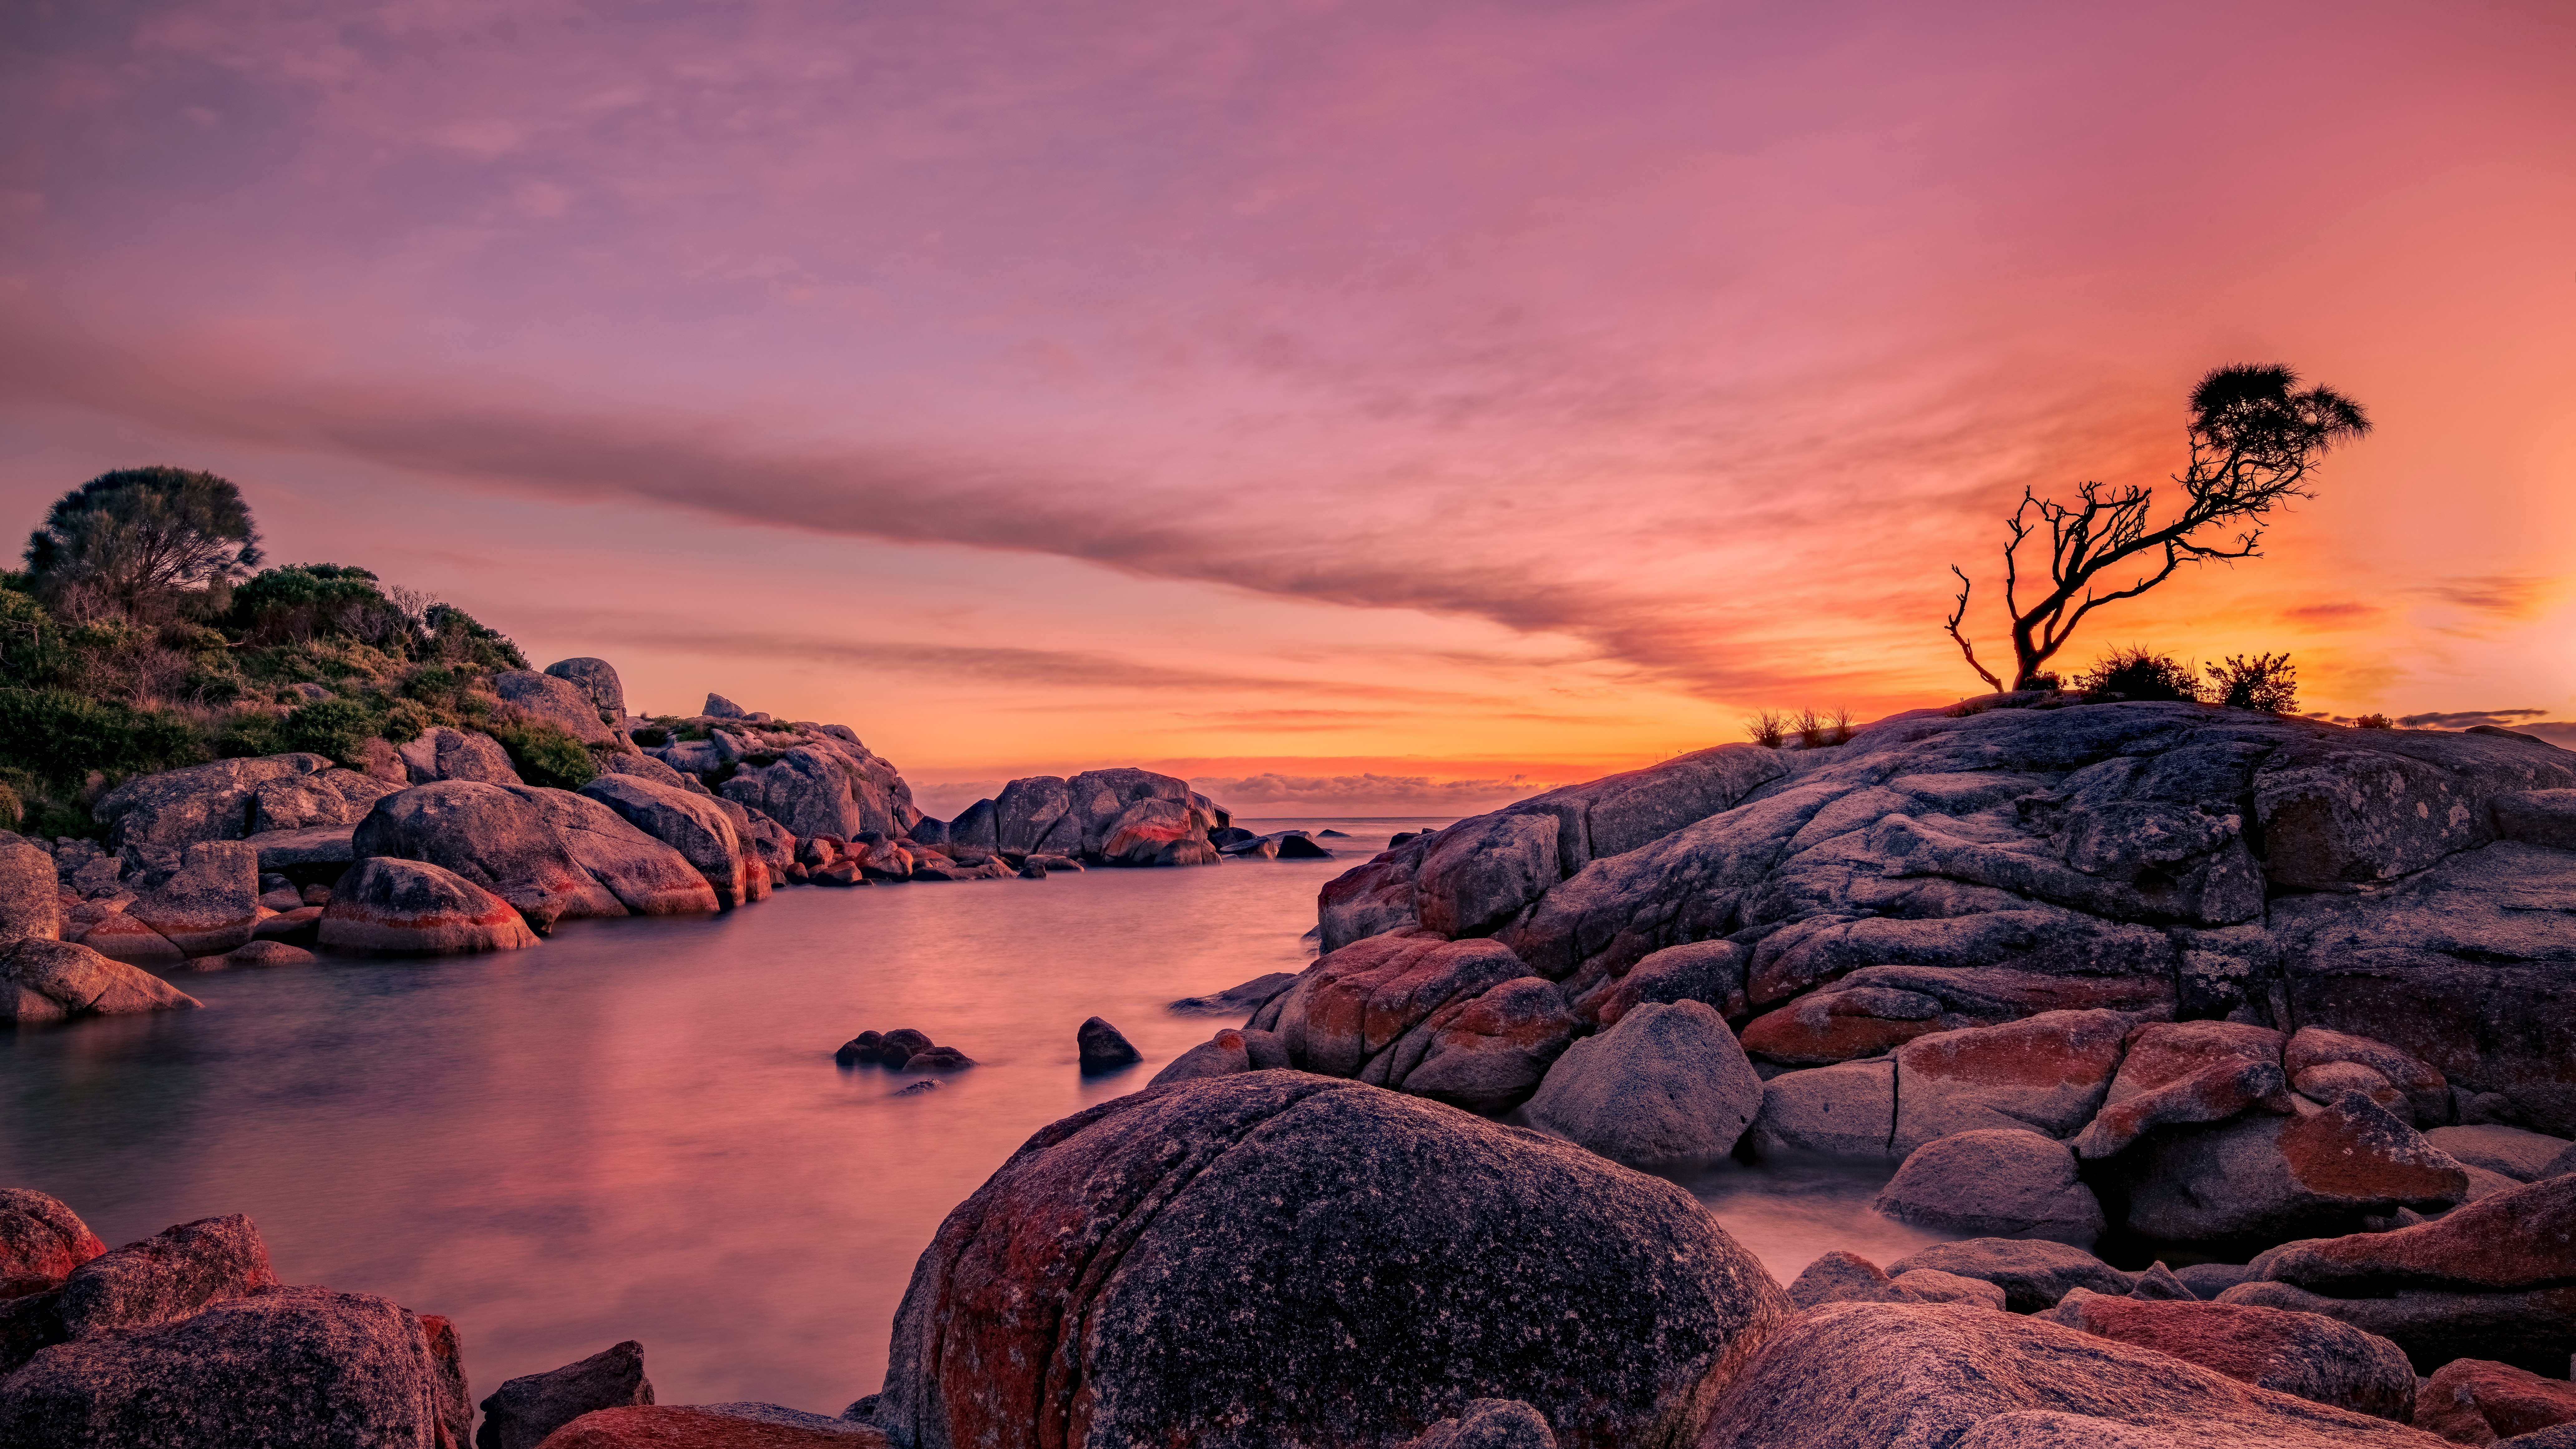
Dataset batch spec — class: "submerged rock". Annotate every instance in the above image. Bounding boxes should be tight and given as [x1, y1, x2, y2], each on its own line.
[1166, 971, 1300, 1017]
[872, 1072, 1788, 1449]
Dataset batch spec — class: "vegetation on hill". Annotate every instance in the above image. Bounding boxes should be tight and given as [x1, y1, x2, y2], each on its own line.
[0, 469, 598, 840]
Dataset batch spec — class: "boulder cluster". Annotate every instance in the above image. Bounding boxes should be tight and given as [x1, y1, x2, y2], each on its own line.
[846, 1069, 2576, 1447]
[833, 1028, 973, 1073]
[0, 1188, 896, 1446]
[5, 660, 1255, 1020]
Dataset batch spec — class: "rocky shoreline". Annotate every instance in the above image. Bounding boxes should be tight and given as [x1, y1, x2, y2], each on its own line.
[8, 691, 2576, 1445]
[2, 656, 1281, 1022]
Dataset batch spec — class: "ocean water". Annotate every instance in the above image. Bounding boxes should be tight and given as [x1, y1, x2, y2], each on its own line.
[1, 819, 1949, 1415]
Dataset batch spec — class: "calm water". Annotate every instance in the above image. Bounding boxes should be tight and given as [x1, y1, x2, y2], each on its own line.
[1, 819, 1947, 1416]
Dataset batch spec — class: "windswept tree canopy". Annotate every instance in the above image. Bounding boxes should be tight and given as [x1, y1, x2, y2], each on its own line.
[25, 466, 264, 622]
[1944, 364, 2369, 692]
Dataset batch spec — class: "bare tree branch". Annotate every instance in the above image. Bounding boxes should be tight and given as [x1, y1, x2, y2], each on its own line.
[1944, 565, 2004, 693]
[1942, 364, 2369, 691]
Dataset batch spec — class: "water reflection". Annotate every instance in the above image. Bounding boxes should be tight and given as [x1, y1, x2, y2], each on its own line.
[3, 817, 1946, 1413]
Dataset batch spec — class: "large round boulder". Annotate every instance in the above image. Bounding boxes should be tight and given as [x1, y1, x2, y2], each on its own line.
[1524, 1000, 1762, 1168]
[2, 938, 200, 1022]
[873, 1072, 1787, 1449]
[544, 657, 628, 719]
[1872, 1129, 2104, 1245]
[317, 859, 539, 955]
[354, 781, 624, 928]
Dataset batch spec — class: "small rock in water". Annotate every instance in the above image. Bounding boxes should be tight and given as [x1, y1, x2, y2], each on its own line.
[895, 1080, 940, 1095]
[835, 1031, 885, 1066]
[1316, 828, 1350, 837]
[904, 1046, 974, 1073]
[877, 1029, 932, 1067]
[1077, 1017, 1142, 1072]
[477, 1339, 653, 1449]
[1167, 971, 1300, 1016]
[214, 939, 317, 970]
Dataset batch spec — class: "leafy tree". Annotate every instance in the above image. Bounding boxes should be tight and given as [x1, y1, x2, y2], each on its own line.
[25, 467, 263, 623]
[1945, 365, 2369, 691]
[2207, 652, 2298, 713]
[2075, 646, 2203, 702]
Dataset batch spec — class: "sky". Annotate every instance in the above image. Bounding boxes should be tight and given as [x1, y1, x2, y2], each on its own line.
[2, 0, 2570, 816]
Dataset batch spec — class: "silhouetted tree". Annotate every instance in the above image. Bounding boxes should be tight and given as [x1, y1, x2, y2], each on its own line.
[1944, 365, 2369, 691]
[25, 467, 262, 623]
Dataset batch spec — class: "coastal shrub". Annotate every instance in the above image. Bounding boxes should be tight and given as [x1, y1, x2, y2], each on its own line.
[424, 604, 527, 671]
[2077, 647, 2203, 702]
[2208, 652, 2298, 714]
[281, 696, 382, 768]
[216, 707, 290, 759]
[0, 687, 207, 789]
[629, 725, 670, 747]
[488, 718, 596, 789]
[2355, 713, 2393, 729]
[380, 698, 433, 744]
[1744, 712, 1786, 748]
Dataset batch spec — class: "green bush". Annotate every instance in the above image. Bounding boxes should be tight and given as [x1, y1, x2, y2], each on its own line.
[281, 696, 382, 767]
[2208, 653, 2298, 714]
[216, 708, 290, 759]
[2355, 713, 2393, 729]
[2076, 648, 2203, 702]
[0, 687, 208, 789]
[488, 718, 596, 789]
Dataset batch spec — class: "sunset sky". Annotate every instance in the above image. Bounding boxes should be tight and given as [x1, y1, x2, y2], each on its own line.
[3, 1, 2569, 815]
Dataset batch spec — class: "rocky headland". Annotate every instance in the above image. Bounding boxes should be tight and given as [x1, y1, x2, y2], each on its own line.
[2, 656, 1261, 1020]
